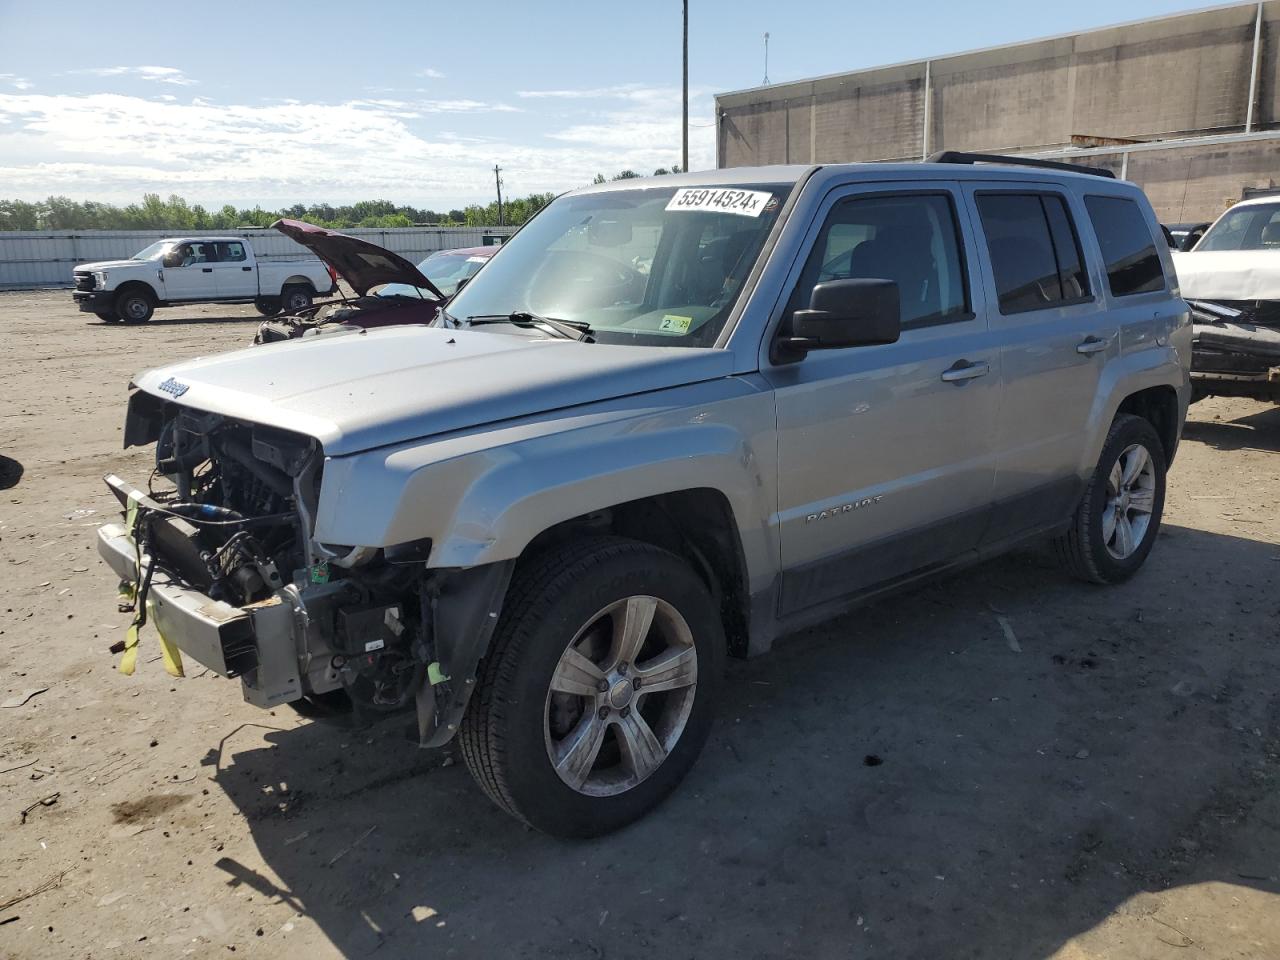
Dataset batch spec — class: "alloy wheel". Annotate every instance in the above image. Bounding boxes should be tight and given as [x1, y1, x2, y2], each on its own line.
[1102, 443, 1156, 559]
[543, 595, 698, 797]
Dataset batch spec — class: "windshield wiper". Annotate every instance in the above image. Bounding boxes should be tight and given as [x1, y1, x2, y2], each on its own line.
[466, 312, 594, 342]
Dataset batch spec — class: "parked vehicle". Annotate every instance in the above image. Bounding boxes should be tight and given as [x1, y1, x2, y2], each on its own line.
[1166, 221, 1210, 251]
[254, 221, 494, 343]
[96, 155, 1190, 836]
[71, 237, 337, 323]
[1172, 197, 1280, 401]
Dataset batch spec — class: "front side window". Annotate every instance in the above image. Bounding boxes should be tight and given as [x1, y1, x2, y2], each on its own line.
[787, 193, 970, 329]
[446, 183, 793, 347]
[1195, 202, 1280, 252]
[1084, 195, 1165, 297]
[976, 193, 1091, 314]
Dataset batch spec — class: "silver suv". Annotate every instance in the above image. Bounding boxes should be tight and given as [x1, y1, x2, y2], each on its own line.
[96, 154, 1191, 837]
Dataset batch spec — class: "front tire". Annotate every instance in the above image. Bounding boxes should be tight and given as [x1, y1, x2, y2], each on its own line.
[280, 286, 314, 314]
[115, 289, 154, 323]
[1054, 413, 1166, 584]
[254, 297, 281, 316]
[94, 310, 121, 323]
[460, 537, 723, 837]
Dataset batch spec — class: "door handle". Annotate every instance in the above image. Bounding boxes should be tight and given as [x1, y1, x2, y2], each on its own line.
[1076, 335, 1110, 355]
[202, 267, 213, 273]
[940, 359, 990, 383]
[242, 266, 252, 271]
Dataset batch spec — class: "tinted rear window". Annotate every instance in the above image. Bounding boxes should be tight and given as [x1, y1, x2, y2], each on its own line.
[976, 193, 1091, 314]
[1084, 196, 1165, 297]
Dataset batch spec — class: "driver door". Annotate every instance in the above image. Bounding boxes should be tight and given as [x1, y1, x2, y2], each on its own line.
[161, 242, 215, 301]
[764, 184, 999, 615]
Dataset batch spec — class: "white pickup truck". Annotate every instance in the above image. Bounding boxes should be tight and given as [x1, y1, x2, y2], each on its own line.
[72, 236, 337, 323]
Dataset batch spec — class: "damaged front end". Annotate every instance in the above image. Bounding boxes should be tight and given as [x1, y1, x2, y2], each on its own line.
[96, 390, 510, 746]
[1189, 299, 1280, 403]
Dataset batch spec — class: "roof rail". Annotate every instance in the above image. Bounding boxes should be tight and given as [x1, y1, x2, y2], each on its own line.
[926, 150, 1116, 179]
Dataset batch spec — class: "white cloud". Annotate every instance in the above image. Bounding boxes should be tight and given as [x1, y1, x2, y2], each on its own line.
[0, 74, 33, 90]
[415, 68, 446, 79]
[0, 90, 715, 207]
[70, 65, 197, 86]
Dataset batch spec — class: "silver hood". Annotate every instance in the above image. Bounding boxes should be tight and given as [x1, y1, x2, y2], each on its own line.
[132, 325, 735, 456]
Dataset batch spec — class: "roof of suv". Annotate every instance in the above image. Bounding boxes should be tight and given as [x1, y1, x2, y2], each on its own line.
[573, 161, 1128, 197]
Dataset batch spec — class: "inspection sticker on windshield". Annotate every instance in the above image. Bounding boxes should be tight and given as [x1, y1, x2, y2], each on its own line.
[666, 188, 773, 217]
[658, 314, 692, 334]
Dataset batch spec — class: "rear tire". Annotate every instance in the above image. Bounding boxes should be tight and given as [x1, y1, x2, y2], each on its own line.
[254, 298, 281, 316]
[460, 536, 723, 837]
[116, 289, 154, 323]
[1054, 413, 1166, 584]
[281, 286, 314, 313]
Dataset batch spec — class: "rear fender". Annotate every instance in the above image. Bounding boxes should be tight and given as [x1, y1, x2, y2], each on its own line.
[1080, 317, 1191, 474]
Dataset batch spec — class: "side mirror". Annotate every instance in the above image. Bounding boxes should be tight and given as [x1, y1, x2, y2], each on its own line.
[775, 278, 901, 362]
[162, 252, 183, 268]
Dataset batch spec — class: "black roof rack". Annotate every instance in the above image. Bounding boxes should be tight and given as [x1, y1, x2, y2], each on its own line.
[927, 150, 1116, 179]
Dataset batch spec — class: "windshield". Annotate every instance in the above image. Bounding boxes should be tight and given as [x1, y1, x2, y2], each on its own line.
[446, 182, 792, 347]
[132, 240, 173, 261]
[378, 250, 489, 299]
[1195, 202, 1280, 252]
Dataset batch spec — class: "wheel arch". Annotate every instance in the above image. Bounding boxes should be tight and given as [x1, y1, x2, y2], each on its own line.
[282, 275, 316, 290]
[1116, 385, 1180, 465]
[114, 279, 157, 303]
[521, 488, 752, 658]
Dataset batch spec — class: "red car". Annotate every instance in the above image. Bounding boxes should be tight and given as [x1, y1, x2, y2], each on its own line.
[255, 219, 496, 343]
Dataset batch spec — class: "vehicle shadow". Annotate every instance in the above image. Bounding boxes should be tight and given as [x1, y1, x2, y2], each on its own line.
[210, 524, 1280, 958]
[0, 455, 23, 490]
[87, 314, 265, 328]
[1183, 402, 1280, 452]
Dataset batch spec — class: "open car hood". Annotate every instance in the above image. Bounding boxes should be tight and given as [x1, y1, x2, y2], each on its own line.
[272, 218, 445, 300]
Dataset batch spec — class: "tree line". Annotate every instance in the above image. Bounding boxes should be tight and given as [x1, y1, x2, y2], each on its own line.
[0, 167, 686, 232]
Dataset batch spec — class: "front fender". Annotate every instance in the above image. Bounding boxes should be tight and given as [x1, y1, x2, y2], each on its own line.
[313, 377, 779, 593]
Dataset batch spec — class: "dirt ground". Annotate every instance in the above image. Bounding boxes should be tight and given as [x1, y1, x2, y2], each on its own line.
[0, 288, 1277, 960]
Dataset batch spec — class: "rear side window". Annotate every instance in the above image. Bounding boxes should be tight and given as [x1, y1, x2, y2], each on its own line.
[976, 193, 1091, 314]
[215, 241, 246, 262]
[1084, 196, 1165, 296]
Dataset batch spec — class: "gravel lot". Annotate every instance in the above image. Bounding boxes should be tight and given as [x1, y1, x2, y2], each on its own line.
[1, 288, 1278, 960]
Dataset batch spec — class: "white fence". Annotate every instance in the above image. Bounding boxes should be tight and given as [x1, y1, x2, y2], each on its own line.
[0, 226, 517, 289]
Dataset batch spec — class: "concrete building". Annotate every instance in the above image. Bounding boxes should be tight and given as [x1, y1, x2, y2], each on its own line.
[715, 1, 1280, 222]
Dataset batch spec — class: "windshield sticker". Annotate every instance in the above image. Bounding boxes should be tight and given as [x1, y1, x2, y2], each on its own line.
[466, 255, 488, 263]
[666, 188, 773, 217]
[658, 314, 693, 334]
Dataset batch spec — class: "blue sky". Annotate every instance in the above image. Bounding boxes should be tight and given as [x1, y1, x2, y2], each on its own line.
[0, 0, 1226, 209]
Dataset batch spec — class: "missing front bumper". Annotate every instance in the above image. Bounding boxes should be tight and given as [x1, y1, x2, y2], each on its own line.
[97, 519, 304, 708]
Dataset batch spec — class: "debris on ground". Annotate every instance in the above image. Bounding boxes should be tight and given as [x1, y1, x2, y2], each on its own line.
[0, 870, 69, 912]
[995, 615, 1022, 653]
[19, 792, 60, 824]
[2, 686, 48, 708]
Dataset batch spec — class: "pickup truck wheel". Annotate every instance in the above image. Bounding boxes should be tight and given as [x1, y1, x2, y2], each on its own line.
[460, 536, 723, 837]
[254, 298, 281, 316]
[116, 290, 154, 323]
[281, 287, 313, 313]
[1055, 413, 1166, 584]
[94, 311, 121, 323]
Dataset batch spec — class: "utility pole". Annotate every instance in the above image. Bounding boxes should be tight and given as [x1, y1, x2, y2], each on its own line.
[682, 0, 689, 173]
[762, 32, 770, 85]
[493, 164, 504, 227]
